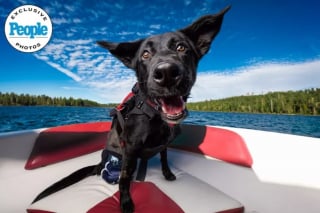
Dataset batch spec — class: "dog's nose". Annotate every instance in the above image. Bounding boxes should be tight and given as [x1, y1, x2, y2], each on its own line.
[153, 63, 182, 86]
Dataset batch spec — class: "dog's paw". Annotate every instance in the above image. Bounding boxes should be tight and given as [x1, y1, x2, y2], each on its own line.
[121, 197, 134, 213]
[163, 170, 176, 181]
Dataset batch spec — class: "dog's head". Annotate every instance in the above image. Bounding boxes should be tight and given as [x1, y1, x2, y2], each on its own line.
[98, 6, 230, 124]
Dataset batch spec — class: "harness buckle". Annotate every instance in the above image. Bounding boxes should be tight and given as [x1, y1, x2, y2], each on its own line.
[137, 100, 144, 109]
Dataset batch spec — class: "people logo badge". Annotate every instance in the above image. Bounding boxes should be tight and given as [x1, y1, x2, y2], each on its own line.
[5, 5, 52, 53]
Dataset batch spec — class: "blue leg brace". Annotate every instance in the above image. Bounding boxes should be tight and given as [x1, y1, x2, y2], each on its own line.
[101, 154, 122, 184]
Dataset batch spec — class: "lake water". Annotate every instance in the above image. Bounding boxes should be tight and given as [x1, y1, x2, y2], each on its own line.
[0, 106, 319, 138]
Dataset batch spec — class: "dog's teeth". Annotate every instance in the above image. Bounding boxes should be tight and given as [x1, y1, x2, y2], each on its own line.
[166, 112, 183, 120]
[161, 106, 167, 113]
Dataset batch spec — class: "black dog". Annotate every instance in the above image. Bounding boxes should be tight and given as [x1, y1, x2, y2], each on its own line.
[32, 6, 230, 213]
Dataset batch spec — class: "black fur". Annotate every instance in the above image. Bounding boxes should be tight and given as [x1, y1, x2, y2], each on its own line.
[31, 6, 230, 213]
[97, 6, 230, 213]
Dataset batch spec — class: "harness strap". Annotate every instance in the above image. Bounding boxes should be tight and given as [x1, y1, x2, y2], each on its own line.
[111, 83, 161, 133]
[116, 110, 125, 131]
[129, 100, 159, 118]
[116, 92, 135, 111]
[107, 83, 175, 181]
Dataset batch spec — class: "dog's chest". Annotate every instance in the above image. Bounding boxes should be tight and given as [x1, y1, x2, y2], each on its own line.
[145, 123, 173, 147]
[124, 115, 173, 147]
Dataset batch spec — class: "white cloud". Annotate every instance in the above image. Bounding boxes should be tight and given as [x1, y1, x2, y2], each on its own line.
[36, 37, 320, 104]
[51, 17, 69, 25]
[73, 18, 82, 24]
[89, 59, 320, 103]
[61, 86, 83, 90]
[27, 1, 319, 104]
[64, 5, 77, 13]
[150, 24, 161, 29]
[34, 36, 136, 103]
[85, 77, 136, 103]
[46, 61, 82, 82]
[190, 60, 320, 102]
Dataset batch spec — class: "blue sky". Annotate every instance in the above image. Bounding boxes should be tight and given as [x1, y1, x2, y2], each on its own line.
[1, 0, 320, 103]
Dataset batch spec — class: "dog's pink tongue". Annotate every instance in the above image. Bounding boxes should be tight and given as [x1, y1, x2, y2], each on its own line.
[160, 96, 184, 115]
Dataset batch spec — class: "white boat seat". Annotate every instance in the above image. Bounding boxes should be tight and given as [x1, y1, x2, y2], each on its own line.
[28, 157, 244, 213]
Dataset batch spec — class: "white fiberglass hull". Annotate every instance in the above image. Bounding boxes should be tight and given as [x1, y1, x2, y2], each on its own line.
[1, 122, 319, 213]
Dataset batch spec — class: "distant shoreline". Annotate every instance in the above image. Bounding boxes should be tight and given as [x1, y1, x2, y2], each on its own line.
[1, 88, 319, 116]
[2, 105, 318, 117]
[0, 92, 109, 107]
[187, 109, 319, 117]
[187, 88, 320, 116]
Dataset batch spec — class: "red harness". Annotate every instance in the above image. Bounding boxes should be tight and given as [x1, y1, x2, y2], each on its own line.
[116, 92, 135, 111]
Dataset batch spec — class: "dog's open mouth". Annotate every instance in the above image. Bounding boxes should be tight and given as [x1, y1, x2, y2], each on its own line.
[156, 96, 187, 124]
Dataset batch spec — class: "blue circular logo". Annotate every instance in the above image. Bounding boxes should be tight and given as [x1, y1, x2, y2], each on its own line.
[5, 5, 52, 53]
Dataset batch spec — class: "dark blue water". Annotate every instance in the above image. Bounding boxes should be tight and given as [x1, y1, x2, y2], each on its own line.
[0, 106, 319, 138]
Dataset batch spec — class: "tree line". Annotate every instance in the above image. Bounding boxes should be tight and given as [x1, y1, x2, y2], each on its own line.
[187, 88, 320, 115]
[2, 88, 320, 115]
[0, 92, 101, 107]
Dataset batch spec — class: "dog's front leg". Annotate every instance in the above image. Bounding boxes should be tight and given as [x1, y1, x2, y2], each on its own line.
[119, 152, 137, 213]
[160, 148, 176, 181]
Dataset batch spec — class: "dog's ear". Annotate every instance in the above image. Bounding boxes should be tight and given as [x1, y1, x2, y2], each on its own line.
[180, 5, 231, 58]
[97, 40, 143, 69]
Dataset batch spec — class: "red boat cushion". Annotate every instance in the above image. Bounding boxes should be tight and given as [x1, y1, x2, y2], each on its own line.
[25, 122, 252, 170]
[170, 124, 253, 167]
[25, 122, 111, 170]
[27, 209, 55, 213]
[27, 210, 54, 213]
[87, 182, 184, 213]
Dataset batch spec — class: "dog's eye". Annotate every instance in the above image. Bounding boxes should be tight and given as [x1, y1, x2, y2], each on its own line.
[176, 44, 186, 52]
[142, 51, 151, 59]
